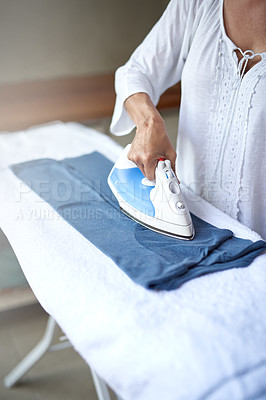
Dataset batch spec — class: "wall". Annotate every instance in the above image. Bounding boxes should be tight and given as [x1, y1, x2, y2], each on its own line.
[0, 0, 168, 84]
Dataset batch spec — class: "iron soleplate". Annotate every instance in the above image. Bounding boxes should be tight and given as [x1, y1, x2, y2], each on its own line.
[120, 206, 195, 240]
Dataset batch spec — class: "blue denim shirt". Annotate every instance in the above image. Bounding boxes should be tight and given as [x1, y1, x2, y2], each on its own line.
[11, 152, 266, 291]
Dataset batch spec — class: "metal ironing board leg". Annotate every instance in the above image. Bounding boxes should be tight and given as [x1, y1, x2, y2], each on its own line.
[4, 314, 121, 400]
[90, 368, 112, 400]
[4, 314, 56, 388]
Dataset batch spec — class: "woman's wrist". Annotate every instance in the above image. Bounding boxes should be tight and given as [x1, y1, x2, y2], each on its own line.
[137, 113, 165, 138]
[124, 92, 163, 128]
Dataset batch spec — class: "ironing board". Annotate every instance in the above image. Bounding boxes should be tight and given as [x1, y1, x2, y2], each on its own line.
[0, 122, 266, 400]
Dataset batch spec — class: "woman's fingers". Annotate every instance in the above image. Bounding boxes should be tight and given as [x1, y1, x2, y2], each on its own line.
[127, 116, 178, 181]
[129, 148, 178, 182]
[143, 159, 158, 181]
[128, 146, 157, 180]
[165, 148, 177, 173]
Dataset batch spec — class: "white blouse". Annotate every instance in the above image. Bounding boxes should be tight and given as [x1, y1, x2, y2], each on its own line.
[110, 0, 266, 240]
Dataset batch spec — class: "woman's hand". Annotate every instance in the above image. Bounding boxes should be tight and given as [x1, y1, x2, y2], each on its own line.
[125, 93, 177, 181]
[128, 115, 176, 180]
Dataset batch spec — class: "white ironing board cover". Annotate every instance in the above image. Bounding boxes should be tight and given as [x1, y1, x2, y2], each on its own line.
[0, 122, 265, 400]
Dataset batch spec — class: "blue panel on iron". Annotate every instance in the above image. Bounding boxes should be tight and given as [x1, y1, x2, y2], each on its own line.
[109, 167, 155, 217]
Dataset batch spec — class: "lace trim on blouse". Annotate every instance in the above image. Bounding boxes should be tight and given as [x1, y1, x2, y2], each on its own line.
[203, 37, 266, 220]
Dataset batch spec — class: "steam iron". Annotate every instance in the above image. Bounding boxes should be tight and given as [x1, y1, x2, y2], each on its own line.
[108, 144, 195, 240]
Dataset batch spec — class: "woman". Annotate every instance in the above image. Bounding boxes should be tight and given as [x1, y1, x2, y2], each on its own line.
[110, 0, 266, 239]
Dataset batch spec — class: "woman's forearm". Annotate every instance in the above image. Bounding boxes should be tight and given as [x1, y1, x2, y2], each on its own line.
[124, 92, 163, 127]
[124, 92, 177, 181]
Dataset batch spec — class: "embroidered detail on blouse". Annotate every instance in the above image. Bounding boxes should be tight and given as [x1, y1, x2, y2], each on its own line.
[203, 38, 266, 220]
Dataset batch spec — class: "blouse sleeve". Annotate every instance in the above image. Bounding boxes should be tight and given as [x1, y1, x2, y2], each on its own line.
[110, 0, 202, 136]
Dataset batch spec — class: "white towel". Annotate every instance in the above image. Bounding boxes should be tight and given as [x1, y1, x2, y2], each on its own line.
[0, 122, 265, 400]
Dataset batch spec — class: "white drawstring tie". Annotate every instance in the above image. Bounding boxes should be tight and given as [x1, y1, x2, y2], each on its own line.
[236, 48, 261, 79]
